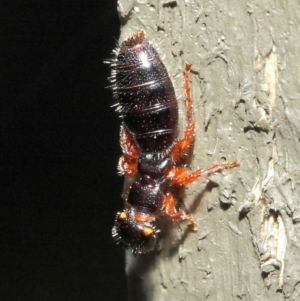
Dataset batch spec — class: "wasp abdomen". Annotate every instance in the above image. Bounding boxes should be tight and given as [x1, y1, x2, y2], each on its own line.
[114, 32, 178, 152]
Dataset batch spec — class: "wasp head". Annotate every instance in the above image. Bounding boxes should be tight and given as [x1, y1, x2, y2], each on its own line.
[112, 210, 161, 254]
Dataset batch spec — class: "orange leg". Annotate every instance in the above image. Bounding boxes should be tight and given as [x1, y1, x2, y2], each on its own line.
[171, 62, 195, 163]
[163, 193, 197, 231]
[117, 125, 139, 176]
[165, 161, 239, 185]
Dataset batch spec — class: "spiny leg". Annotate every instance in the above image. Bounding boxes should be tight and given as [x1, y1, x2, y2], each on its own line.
[165, 161, 239, 185]
[171, 62, 195, 163]
[118, 125, 139, 176]
[164, 193, 197, 231]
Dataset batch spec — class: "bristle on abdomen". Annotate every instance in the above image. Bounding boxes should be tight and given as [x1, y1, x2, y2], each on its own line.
[111, 32, 178, 153]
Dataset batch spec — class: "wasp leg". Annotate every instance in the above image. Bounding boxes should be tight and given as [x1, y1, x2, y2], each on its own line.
[163, 193, 197, 231]
[171, 62, 195, 163]
[165, 161, 239, 185]
[118, 125, 139, 176]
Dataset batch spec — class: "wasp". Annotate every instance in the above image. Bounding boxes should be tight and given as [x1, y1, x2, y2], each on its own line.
[109, 32, 239, 254]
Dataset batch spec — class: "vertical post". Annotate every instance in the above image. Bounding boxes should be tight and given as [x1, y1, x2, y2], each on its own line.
[116, 0, 300, 300]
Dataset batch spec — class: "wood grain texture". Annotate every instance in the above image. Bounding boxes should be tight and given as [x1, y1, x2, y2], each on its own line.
[116, 1, 300, 300]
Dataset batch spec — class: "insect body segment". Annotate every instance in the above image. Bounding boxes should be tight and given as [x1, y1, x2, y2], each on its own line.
[113, 31, 178, 153]
[111, 32, 239, 254]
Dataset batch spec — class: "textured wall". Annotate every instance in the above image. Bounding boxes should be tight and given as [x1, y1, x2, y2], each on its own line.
[115, 0, 300, 300]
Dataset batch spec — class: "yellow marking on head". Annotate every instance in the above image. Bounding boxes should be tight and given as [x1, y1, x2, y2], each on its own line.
[118, 212, 128, 220]
[142, 227, 154, 237]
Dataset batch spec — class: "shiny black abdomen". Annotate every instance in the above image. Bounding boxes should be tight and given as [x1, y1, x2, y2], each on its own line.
[114, 32, 178, 153]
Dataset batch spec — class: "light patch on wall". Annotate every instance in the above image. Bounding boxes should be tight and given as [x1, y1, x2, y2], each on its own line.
[264, 46, 278, 113]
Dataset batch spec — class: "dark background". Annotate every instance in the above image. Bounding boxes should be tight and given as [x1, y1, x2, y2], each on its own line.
[2, 1, 127, 300]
